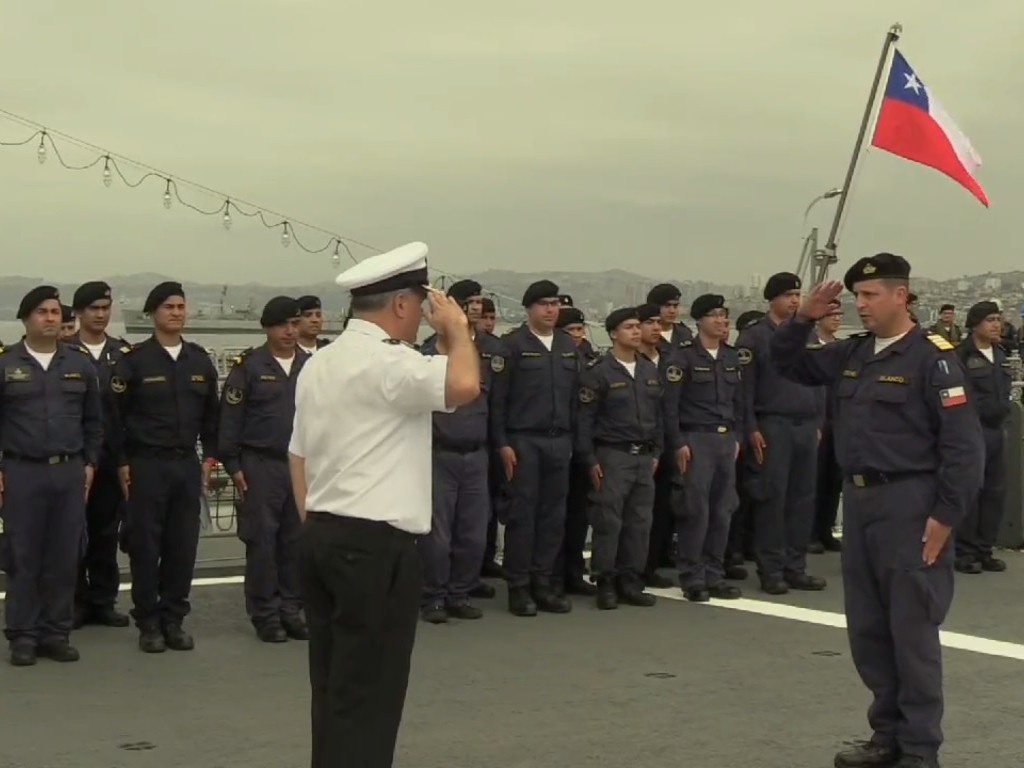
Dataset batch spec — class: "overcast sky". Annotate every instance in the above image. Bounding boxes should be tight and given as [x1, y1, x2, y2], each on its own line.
[1, 1, 1019, 287]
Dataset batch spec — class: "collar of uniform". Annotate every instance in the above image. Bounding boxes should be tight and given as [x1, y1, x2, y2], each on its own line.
[345, 318, 391, 342]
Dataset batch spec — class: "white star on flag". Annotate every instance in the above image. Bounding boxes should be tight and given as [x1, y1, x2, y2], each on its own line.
[903, 73, 923, 94]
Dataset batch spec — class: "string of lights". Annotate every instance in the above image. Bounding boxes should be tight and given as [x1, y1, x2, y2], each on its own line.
[0, 107, 603, 325]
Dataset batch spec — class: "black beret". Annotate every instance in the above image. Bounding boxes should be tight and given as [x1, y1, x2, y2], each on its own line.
[296, 295, 322, 312]
[522, 280, 559, 307]
[636, 303, 661, 322]
[939, 303, 955, 312]
[481, 297, 496, 313]
[559, 295, 574, 307]
[72, 281, 112, 310]
[556, 307, 585, 328]
[61, 304, 74, 323]
[260, 296, 301, 328]
[966, 300, 1000, 329]
[647, 283, 681, 305]
[143, 281, 185, 314]
[842, 252, 911, 292]
[735, 310, 765, 332]
[17, 285, 60, 320]
[764, 272, 802, 301]
[605, 307, 639, 334]
[447, 280, 482, 304]
[690, 293, 726, 320]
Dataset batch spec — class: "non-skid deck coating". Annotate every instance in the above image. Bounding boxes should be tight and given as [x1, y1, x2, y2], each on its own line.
[1, 550, 1022, 768]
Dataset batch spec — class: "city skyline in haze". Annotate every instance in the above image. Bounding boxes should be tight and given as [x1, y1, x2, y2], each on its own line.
[1, 2, 1016, 286]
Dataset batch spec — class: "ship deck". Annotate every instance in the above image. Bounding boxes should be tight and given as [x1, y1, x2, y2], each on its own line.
[1, 534, 1022, 768]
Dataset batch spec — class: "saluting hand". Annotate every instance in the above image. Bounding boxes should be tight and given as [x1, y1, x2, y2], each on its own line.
[921, 517, 952, 566]
[797, 280, 844, 322]
[425, 287, 470, 336]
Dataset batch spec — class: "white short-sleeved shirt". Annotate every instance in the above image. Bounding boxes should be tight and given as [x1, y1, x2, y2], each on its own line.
[288, 318, 450, 534]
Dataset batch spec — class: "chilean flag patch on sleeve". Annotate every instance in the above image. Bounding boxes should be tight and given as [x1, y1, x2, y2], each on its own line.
[940, 386, 967, 407]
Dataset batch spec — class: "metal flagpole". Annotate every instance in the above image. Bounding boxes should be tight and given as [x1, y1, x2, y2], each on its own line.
[813, 22, 903, 284]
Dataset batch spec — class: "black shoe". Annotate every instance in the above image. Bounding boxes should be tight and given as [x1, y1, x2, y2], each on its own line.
[480, 560, 503, 579]
[980, 556, 1006, 572]
[822, 536, 843, 552]
[37, 638, 80, 663]
[421, 603, 448, 624]
[92, 606, 130, 628]
[724, 564, 748, 580]
[787, 573, 827, 591]
[808, 541, 826, 554]
[616, 575, 656, 607]
[708, 583, 742, 600]
[954, 557, 982, 575]
[9, 639, 37, 667]
[834, 740, 900, 767]
[257, 624, 288, 643]
[761, 580, 789, 595]
[163, 625, 195, 651]
[281, 617, 309, 640]
[532, 586, 572, 614]
[446, 602, 483, 620]
[507, 586, 537, 617]
[469, 582, 496, 599]
[72, 604, 90, 630]
[565, 574, 598, 596]
[139, 628, 166, 653]
[643, 571, 675, 589]
[595, 578, 618, 610]
[684, 586, 710, 602]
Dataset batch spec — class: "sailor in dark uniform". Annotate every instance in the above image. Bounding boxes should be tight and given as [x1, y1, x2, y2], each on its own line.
[771, 253, 984, 768]
[296, 295, 332, 354]
[477, 296, 498, 336]
[70, 280, 132, 629]
[106, 281, 220, 654]
[646, 283, 694, 352]
[1, 286, 103, 666]
[477, 296, 504, 580]
[217, 297, 309, 642]
[954, 300, 1012, 575]
[59, 304, 77, 342]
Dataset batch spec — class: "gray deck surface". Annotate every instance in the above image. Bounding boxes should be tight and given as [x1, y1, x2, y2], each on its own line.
[1, 540, 1022, 768]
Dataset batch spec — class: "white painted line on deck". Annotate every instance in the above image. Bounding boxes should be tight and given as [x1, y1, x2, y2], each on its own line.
[647, 587, 1024, 662]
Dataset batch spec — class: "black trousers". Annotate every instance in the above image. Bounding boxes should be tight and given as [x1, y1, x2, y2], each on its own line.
[813, 425, 843, 543]
[644, 456, 675, 573]
[300, 513, 420, 768]
[76, 460, 124, 611]
[554, 461, 590, 581]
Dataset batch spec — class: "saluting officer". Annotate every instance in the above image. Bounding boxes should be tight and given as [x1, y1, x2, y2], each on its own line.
[954, 300, 1012, 575]
[107, 281, 220, 654]
[646, 283, 694, 350]
[736, 272, 826, 595]
[491, 280, 579, 616]
[576, 307, 661, 609]
[296, 295, 331, 354]
[70, 280, 132, 629]
[1, 286, 103, 666]
[637, 302, 678, 588]
[419, 279, 500, 622]
[218, 297, 309, 643]
[771, 253, 984, 768]
[554, 302, 599, 597]
[664, 294, 744, 601]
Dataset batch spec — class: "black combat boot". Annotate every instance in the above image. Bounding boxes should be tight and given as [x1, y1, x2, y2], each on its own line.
[531, 580, 571, 614]
[9, 639, 37, 667]
[564, 572, 597, 596]
[92, 606, 130, 627]
[257, 624, 288, 643]
[138, 626, 166, 654]
[595, 576, 617, 610]
[507, 586, 537, 617]
[616, 574, 656, 607]
[833, 739, 899, 767]
[163, 624, 195, 651]
[36, 638, 80, 662]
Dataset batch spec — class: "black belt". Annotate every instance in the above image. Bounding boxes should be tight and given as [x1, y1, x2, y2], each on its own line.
[680, 424, 733, 434]
[595, 441, 657, 456]
[306, 511, 417, 541]
[433, 442, 485, 454]
[241, 447, 288, 461]
[508, 429, 570, 438]
[846, 470, 934, 488]
[2, 453, 78, 465]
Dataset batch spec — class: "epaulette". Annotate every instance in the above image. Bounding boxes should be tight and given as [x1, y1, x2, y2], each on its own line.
[678, 340, 693, 348]
[927, 333, 954, 351]
[848, 331, 871, 338]
[383, 338, 415, 349]
[119, 344, 132, 354]
[586, 356, 601, 369]
[230, 347, 255, 367]
[75, 344, 90, 355]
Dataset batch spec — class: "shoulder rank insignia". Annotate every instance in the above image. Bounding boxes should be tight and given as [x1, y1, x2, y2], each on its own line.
[665, 365, 684, 383]
[75, 344, 90, 355]
[805, 342, 825, 350]
[679, 340, 693, 348]
[927, 334, 954, 351]
[225, 386, 244, 406]
[737, 348, 753, 365]
[586, 356, 601, 369]
[578, 386, 596, 404]
[848, 331, 871, 338]
[230, 347, 254, 367]
[490, 355, 505, 373]
[119, 345, 132, 355]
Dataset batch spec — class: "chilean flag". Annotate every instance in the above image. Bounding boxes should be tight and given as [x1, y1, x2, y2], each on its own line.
[871, 50, 988, 207]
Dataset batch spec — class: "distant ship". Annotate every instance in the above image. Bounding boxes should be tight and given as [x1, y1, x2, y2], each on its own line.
[120, 286, 346, 336]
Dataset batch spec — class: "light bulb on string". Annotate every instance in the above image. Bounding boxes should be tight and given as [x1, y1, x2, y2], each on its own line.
[102, 157, 112, 187]
[331, 242, 342, 267]
[163, 179, 172, 209]
[222, 200, 232, 230]
[36, 133, 47, 164]
[281, 223, 291, 248]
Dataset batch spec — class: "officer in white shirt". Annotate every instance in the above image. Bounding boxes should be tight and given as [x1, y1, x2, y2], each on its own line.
[288, 241, 480, 768]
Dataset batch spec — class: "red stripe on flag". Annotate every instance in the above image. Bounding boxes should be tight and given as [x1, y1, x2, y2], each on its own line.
[871, 97, 988, 207]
